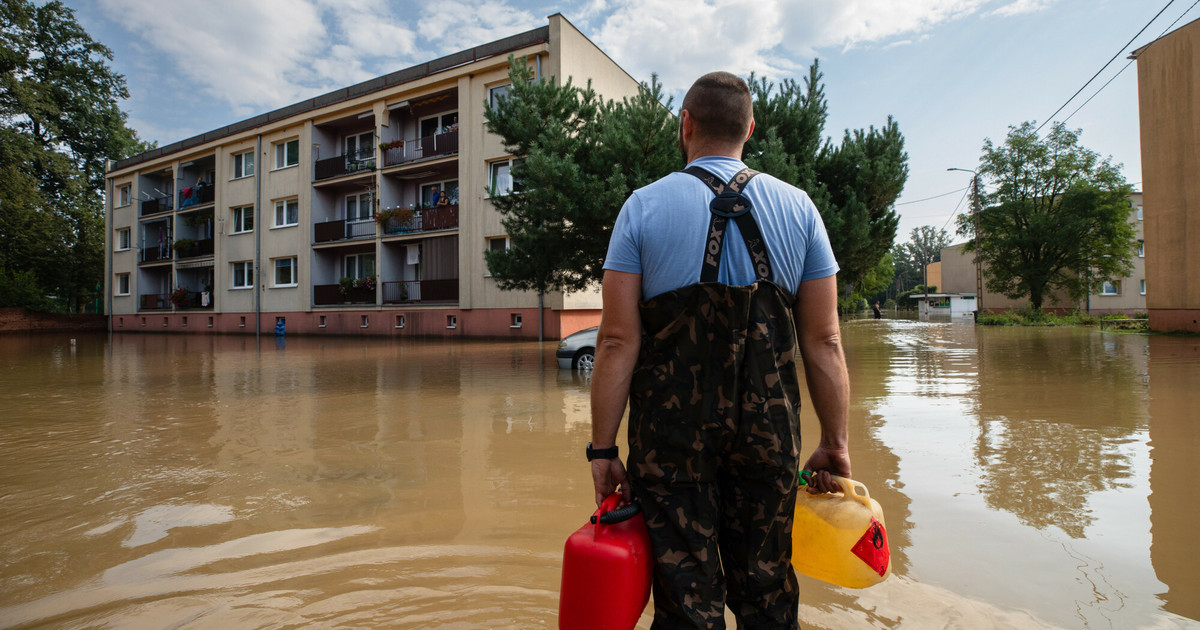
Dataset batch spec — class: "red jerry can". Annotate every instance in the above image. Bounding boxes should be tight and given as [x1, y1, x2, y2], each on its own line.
[559, 493, 653, 630]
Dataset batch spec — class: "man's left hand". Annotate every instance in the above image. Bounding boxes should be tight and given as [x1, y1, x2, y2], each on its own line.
[592, 458, 631, 506]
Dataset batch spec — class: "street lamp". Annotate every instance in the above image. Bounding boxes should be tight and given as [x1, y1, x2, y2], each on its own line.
[947, 167, 983, 315]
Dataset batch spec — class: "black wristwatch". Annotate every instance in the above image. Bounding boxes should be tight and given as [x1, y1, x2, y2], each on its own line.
[586, 442, 619, 461]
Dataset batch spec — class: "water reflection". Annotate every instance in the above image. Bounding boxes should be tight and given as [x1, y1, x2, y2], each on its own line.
[0, 327, 1197, 629]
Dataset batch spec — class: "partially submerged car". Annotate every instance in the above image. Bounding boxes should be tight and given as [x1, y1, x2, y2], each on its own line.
[556, 326, 597, 370]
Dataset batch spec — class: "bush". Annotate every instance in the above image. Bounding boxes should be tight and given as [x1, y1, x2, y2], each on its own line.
[883, 299, 897, 310]
[976, 307, 1100, 327]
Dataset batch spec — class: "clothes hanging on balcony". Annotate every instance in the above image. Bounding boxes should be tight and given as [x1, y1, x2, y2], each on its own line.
[200, 292, 210, 307]
[407, 245, 419, 265]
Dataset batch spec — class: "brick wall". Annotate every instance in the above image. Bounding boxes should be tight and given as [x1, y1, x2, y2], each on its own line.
[0, 308, 107, 333]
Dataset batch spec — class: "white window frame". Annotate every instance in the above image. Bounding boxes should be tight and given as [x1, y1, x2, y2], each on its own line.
[233, 150, 255, 179]
[343, 253, 376, 279]
[1140, 279, 1146, 295]
[118, 185, 131, 207]
[484, 236, 510, 278]
[1100, 280, 1120, 296]
[232, 261, 254, 289]
[115, 273, 130, 296]
[1137, 240, 1144, 258]
[489, 159, 521, 197]
[419, 112, 458, 138]
[345, 192, 373, 222]
[115, 227, 131, 251]
[274, 138, 299, 170]
[1136, 205, 1143, 221]
[344, 131, 374, 161]
[489, 84, 511, 108]
[273, 257, 298, 288]
[273, 198, 298, 228]
[231, 205, 254, 234]
[421, 179, 459, 207]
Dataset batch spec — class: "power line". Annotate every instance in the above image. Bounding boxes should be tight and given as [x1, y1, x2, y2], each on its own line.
[896, 186, 969, 206]
[1035, 0, 1178, 135]
[940, 185, 972, 234]
[1060, 0, 1200, 125]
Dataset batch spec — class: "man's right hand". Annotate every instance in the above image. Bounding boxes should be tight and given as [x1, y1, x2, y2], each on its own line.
[592, 457, 631, 507]
[802, 444, 851, 494]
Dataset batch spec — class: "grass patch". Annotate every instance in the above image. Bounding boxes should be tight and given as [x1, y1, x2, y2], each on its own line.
[977, 307, 1100, 327]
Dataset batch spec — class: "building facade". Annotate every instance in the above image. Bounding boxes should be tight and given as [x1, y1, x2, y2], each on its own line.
[938, 193, 1146, 315]
[1135, 18, 1200, 333]
[104, 15, 640, 338]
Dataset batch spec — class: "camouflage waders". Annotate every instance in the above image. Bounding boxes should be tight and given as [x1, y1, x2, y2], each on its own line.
[628, 167, 803, 629]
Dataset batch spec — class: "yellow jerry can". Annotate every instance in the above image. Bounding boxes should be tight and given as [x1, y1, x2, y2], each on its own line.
[791, 473, 891, 588]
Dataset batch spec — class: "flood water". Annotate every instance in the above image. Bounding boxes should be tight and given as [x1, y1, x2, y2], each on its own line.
[1, 320, 1199, 629]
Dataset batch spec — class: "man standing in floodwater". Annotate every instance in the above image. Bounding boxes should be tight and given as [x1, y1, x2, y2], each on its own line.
[587, 71, 852, 628]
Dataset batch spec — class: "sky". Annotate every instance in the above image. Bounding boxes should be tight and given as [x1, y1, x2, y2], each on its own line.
[71, 0, 1199, 246]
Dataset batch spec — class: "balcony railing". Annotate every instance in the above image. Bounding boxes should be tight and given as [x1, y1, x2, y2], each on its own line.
[313, 284, 377, 306]
[314, 148, 376, 180]
[314, 218, 377, 243]
[382, 204, 459, 235]
[140, 194, 173, 217]
[172, 290, 214, 310]
[382, 130, 459, 166]
[139, 293, 169, 310]
[178, 184, 214, 209]
[382, 278, 458, 304]
[174, 238, 214, 259]
[139, 243, 173, 263]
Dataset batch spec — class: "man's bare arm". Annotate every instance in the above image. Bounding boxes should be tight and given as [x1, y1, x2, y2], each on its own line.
[793, 274, 851, 493]
[590, 270, 642, 505]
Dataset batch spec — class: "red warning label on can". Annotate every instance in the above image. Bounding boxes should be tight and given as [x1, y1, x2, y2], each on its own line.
[851, 517, 890, 577]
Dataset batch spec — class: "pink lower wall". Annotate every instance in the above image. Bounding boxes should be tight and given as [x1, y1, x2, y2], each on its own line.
[110, 307, 604, 339]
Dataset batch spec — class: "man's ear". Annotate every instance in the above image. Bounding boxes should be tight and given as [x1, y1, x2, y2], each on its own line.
[745, 118, 755, 142]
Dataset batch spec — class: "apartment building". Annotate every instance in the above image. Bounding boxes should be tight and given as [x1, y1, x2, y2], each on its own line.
[1135, 17, 1200, 333]
[938, 192, 1146, 315]
[104, 14, 640, 338]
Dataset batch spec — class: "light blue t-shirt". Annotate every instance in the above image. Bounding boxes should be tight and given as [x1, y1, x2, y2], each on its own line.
[604, 156, 839, 301]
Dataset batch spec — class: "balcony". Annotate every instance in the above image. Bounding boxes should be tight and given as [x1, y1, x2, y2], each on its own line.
[174, 238, 214, 259]
[140, 194, 173, 217]
[382, 279, 458, 304]
[314, 219, 377, 243]
[170, 289, 214, 310]
[313, 284, 377, 306]
[139, 243, 173, 264]
[382, 131, 459, 166]
[139, 293, 169, 310]
[178, 184, 214, 209]
[382, 204, 459, 235]
[314, 148, 376, 181]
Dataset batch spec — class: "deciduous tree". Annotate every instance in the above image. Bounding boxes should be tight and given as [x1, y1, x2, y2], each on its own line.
[955, 122, 1134, 310]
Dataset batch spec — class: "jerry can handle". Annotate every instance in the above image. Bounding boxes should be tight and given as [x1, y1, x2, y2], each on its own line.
[800, 470, 873, 509]
[591, 492, 642, 525]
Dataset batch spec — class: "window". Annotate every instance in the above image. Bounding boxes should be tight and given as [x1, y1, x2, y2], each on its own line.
[1100, 281, 1120, 296]
[274, 138, 299, 169]
[420, 112, 458, 138]
[1140, 279, 1146, 295]
[274, 198, 298, 227]
[1136, 205, 1143, 221]
[115, 273, 130, 296]
[273, 257, 297, 287]
[446, 314, 457, 329]
[345, 131, 373, 161]
[489, 84, 511, 108]
[489, 236, 510, 252]
[345, 192, 373, 222]
[489, 159, 522, 196]
[118, 185, 131, 207]
[1137, 240, 1144, 258]
[344, 253, 376, 279]
[232, 261, 254, 289]
[232, 205, 254, 233]
[421, 180, 459, 207]
[116, 227, 131, 251]
[233, 151, 255, 178]
[511, 313, 522, 328]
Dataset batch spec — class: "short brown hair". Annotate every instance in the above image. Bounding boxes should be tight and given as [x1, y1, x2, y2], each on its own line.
[681, 72, 753, 144]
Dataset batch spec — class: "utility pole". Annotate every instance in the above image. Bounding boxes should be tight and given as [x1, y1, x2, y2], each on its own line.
[948, 168, 983, 315]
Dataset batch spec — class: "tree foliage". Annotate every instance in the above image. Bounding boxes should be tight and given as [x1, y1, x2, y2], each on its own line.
[482, 56, 676, 295]
[745, 60, 908, 301]
[0, 0, 151, 311]
[956, 122, 1134, 310]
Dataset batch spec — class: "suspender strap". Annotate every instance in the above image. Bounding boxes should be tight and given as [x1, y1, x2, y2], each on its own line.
[683, 166, 773, 284]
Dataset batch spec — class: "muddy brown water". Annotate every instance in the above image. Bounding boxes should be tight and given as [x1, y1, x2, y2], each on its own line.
[1, 320, 1198, 629]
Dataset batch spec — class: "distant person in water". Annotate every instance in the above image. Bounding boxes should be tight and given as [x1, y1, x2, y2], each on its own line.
[873, 301, 882, 319]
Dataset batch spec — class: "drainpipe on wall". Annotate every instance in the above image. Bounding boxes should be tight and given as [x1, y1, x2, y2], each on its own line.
[255, 134, 262, 343]
[106, 162, 114, 336]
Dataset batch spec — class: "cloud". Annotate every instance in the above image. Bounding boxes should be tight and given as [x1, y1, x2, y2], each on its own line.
[989, 0, 1057, 17]
[415, 1, 543, 56]
[588, 0, 997, 94]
